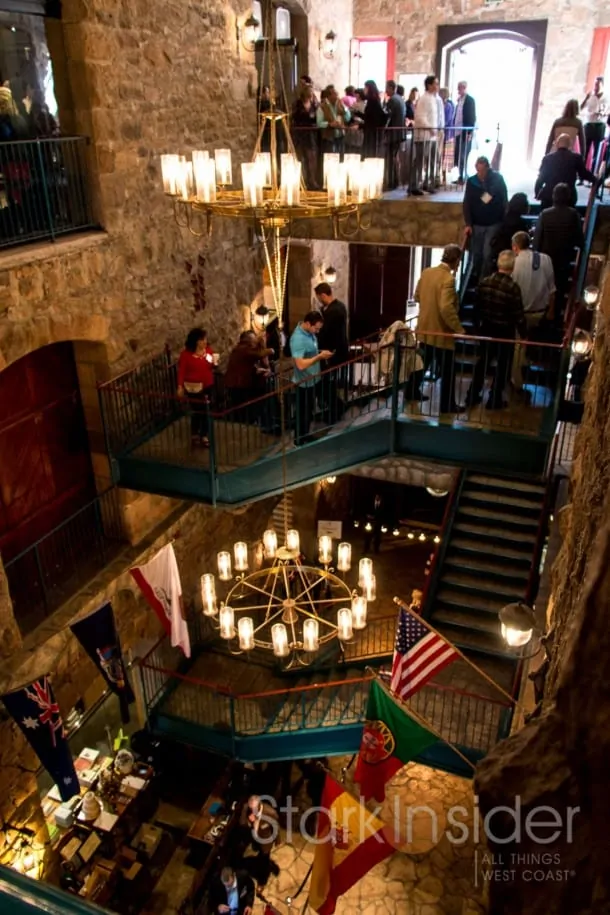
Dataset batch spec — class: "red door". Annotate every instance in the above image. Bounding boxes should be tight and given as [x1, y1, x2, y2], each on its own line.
[0, 342, 95, 561]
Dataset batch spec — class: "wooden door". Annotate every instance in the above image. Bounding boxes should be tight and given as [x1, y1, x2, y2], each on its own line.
[0, 342, 94, 561]
[349, 244, 411, 339]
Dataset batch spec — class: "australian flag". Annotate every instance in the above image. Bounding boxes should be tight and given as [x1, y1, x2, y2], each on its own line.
[3, 676, 78, 801]
[71, 601, 134, 724]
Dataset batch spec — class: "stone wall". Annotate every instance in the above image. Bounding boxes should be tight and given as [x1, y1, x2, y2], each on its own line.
[304, 0, 353, 93]
[474, 271, 610, 911]
[353, 0, 609, 159]
[0, 0, 264, 380]
[0, 494, 276, 867]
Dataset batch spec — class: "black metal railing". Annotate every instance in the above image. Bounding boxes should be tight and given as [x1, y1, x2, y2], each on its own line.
[0, 136, 97, 249]
[98, 330, 569, 481]
[290, 124, 481, 193]
[3, 487, 125, 637]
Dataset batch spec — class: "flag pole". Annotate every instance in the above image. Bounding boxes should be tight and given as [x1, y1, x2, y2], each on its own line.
[371, 671, 477, 773]
[393, 596, 516, 706]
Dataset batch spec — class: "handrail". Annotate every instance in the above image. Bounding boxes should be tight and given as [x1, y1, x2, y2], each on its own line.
[418, 470, 462, 613]
[140, 657, 510, 707]
[3, 486, 119, 568]
[100, 330, 567, 406]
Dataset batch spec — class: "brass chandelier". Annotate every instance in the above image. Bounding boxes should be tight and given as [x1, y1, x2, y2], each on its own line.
[159, 0, 383, 313]
[200, 527, 376, 668]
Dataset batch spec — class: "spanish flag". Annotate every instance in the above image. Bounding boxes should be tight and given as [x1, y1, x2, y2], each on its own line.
[308, 774, 394, 914]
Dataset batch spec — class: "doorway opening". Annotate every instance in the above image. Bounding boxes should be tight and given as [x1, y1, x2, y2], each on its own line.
[350, 37, 396, 89]
[438, 22, 547, 178]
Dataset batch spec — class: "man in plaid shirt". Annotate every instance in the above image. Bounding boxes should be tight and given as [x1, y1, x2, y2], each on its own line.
[467, 250, 526, 410]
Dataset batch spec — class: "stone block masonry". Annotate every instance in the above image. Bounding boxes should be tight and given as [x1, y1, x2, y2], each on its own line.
[353, 0, 604, 161]
[0, 0, 265, 378]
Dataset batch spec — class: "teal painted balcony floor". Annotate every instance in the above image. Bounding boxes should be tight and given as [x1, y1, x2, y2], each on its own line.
[99, 334, 569, 505]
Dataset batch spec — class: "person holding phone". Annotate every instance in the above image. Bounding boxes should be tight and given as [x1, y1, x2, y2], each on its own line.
[290, 311, 333, 445]
[209, 867, 254, 915]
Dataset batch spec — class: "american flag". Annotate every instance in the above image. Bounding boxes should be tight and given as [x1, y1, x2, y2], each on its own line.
[390, 607, 458, 700]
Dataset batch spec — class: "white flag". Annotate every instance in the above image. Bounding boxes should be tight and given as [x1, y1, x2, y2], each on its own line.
[130, 543, 191, 657]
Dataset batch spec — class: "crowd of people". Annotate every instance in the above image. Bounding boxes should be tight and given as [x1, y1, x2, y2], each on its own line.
[284, 74, 477, 192]
[177, 144, 584, 441]
[283, 69, 610, 198]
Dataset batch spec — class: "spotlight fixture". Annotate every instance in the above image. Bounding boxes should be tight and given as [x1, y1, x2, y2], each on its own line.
[324, 265, 337, 284]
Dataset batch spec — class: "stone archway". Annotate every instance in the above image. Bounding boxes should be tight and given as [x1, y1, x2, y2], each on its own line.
[0, 312, 111, 373]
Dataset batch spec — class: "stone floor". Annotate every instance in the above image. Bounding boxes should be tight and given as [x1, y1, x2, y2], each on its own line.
[257, 756, 487, 915]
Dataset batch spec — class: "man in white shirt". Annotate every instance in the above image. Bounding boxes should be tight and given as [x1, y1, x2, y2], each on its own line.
[580, 75, 607, 172]
[410, 74, 441, 195]
[510, 230, 555, 392]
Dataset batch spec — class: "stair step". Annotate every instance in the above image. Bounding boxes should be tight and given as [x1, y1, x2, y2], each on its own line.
[457, 506, 539, 529]
[461, 490, 543, 512]
[431, 622, 515, 658]
[436, 587, 513, 614]
[432, 607, 501, 636]
[451, 537, 534, 562]
[445, 552, 530, 580]
[453, 521, 537, 544]
[466, 474, 546, 495]
[441, 571, 525, 599]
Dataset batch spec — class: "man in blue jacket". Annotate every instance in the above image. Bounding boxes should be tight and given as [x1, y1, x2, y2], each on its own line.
[463, 156, 508, 281]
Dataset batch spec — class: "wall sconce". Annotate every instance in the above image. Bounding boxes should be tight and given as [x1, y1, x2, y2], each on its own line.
[238, 13, 261, 52]
[253, 304, 270, 329]
[320, 30, 337, 59]
[324, 265, 337, 284]
[499, 602, 544, 659]
[583, 285, 599, 308]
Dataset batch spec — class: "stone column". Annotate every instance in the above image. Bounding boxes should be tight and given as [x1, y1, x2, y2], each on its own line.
[0, 557, 23, 660]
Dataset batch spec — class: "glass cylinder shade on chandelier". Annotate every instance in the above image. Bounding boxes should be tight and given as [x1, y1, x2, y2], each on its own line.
[200, 529, 374, 668]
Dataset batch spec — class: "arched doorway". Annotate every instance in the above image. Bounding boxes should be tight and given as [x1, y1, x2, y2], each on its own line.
[437, 21, 548, 175]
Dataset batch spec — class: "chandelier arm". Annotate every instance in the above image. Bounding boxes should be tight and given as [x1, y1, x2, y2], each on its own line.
[251, 605, 286, 636]
[186, 207, 207, 239]
[263, 562, 283, 624]
[297, 608, 340, 630]
[173, 199, 189, 228]
[289, 572, 327, 604]
[294, 564, 322, 620]
[239, 578, 285, 601]
[311, 597, 353, 605]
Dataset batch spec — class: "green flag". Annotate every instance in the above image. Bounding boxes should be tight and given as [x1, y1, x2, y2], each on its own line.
[354, 679, 438, 801]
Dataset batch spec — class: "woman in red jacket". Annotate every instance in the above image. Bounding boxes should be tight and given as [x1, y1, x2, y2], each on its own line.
[177, 328, 215, 446]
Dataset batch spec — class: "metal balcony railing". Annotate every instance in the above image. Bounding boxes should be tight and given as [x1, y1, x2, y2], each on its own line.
[3, 487, 125, 636]
[98, 330, 570, 483]
[0, 136, 97, 249]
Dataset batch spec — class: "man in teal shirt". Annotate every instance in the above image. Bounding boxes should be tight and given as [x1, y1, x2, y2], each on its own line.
[290, 310, 333, 445]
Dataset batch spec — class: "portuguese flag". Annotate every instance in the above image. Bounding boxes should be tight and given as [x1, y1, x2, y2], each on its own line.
[355, 679, 438, 803]
[308, 774, 394, 914]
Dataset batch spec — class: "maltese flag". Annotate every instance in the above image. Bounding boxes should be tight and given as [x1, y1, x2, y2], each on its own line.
[130, 543, 191, 657]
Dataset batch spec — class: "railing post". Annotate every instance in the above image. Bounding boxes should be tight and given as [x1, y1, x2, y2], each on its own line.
[208, 412, 218, 506]
[229, 695, 237, 757]
[33, 544, 48, 618]
[34, 140, 56, 241]
[389, 331, 402, 452]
